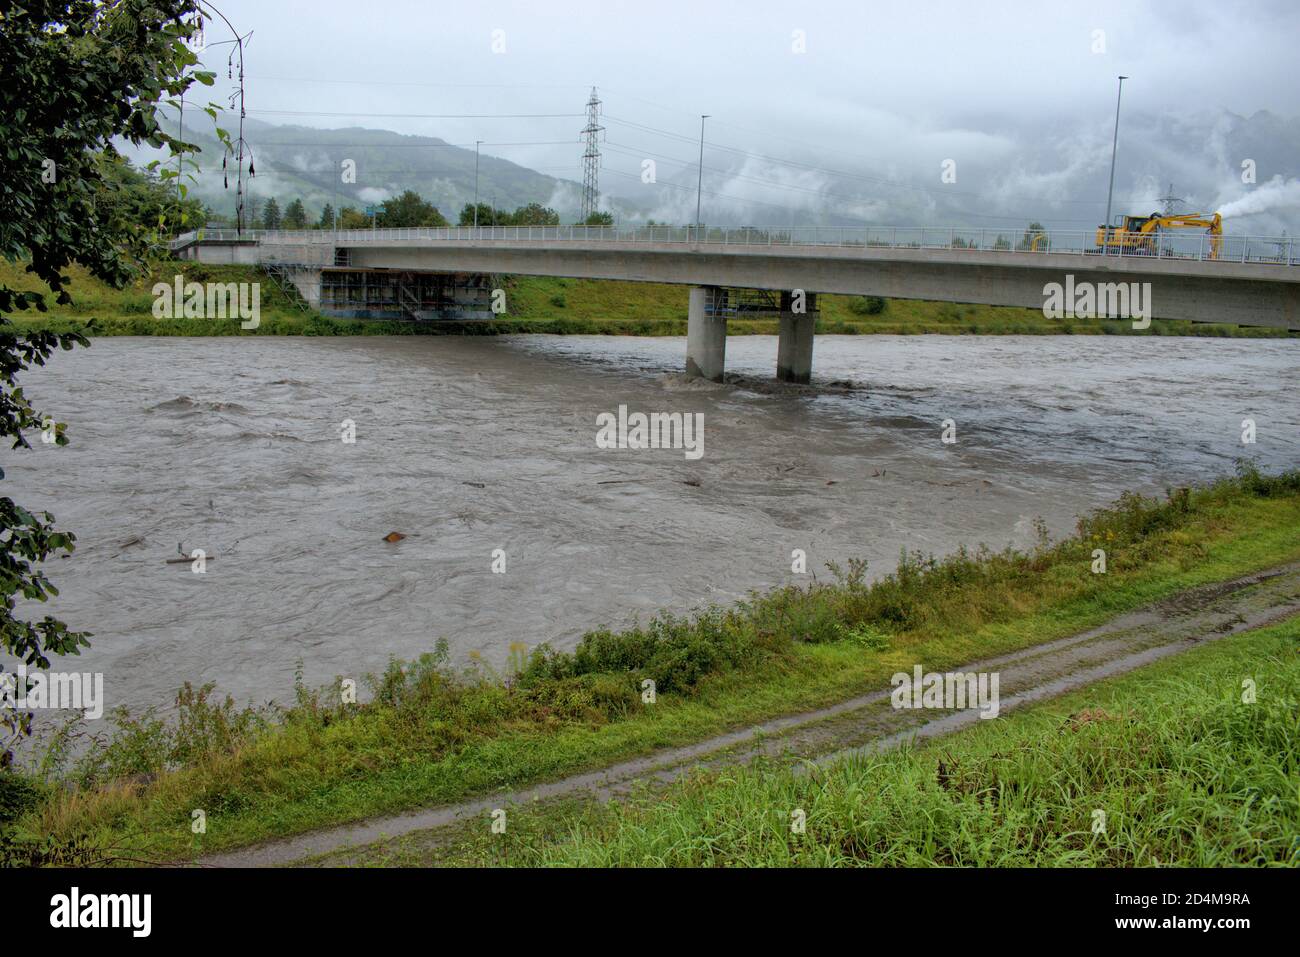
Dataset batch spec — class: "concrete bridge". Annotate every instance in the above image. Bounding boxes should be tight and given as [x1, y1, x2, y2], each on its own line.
[172, 224, 1300, 383]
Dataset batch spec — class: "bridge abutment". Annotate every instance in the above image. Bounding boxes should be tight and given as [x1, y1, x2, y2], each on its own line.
[776, 290, 816, 384]
[284, 267, 322, 308]
[685, 285, 728, 381]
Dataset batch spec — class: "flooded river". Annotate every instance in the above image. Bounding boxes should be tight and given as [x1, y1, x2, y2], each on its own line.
[4, 333, 1297, 712]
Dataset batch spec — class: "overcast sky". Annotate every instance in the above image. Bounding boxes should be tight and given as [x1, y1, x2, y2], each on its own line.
[192, 0, 1300, 230]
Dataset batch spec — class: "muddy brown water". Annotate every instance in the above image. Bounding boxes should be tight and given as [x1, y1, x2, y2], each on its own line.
[3, 333, 1297, 715]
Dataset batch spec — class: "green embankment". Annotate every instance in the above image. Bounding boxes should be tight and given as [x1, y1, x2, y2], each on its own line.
[2, 259, 1291, 337]
[369, 614, 1300, 868]
[2, 467, 1298, 864]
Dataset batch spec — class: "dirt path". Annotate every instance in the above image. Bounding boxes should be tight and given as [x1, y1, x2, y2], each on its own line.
[200, 562, 1300, 867]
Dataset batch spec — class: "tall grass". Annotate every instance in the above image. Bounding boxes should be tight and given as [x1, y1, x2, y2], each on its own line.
[534, 615, 1300, 867]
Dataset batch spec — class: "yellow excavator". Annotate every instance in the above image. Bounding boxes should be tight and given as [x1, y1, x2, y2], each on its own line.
[1094, 212, 1223, 259]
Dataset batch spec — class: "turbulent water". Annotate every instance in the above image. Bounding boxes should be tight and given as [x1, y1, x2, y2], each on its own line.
[4, 333, 1297, 713]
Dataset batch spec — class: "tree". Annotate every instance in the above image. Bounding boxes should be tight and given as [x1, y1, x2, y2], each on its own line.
[511, 203, 559, 226]
[0, 0, 213, 767]
[318, 203, 335, 230]
[1019, 222, 1047, 251]
[377, 190, 448, 228]
[283, 198, 307, 229]
[261, 197, 282, 230]
[94, 153, 205, 237]
[458, 203, 504, 227]
[579, 211, 614, 226]
[337, 206, 370, 230]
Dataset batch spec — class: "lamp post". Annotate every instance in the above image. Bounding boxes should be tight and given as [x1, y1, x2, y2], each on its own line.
[1103, 76, 1128, 253]
[473, 140, 483, 229]
[695, 115, 709, 234]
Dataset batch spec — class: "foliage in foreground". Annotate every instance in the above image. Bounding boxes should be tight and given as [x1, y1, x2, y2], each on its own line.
[0, 0, 215, 766]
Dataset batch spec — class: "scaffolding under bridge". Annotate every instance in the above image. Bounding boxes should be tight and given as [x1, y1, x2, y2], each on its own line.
[318, 268, 497, 321]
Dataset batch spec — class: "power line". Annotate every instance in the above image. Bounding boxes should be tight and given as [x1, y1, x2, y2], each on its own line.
[244, 166, 578, 177]
[600, 85, 947, 169]
[246, 109, 584, 119]
[242, 74, 587, 91]
[207, 140, 577, 151]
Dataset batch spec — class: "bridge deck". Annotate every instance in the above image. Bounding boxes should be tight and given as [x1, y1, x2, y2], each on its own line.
[171, 226, 1300, 329]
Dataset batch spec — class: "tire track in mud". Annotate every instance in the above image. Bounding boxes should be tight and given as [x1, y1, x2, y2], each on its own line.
[199, 562, 1300, 867]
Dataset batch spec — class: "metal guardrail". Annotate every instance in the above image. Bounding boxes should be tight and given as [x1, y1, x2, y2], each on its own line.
[170, 225, 1299, 266]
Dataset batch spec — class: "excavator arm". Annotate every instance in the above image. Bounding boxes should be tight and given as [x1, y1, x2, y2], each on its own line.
[1146, 212, 1222, 260]
[1096, 211, 1222, 259]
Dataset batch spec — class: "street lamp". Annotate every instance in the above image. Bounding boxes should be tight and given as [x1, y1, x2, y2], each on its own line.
[695, 115, 709, 232]
[1103, 76, 1128, 253]
[473, 140, 483, 229]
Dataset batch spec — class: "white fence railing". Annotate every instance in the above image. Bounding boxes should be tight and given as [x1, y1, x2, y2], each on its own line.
[170, 225, 1299, 266]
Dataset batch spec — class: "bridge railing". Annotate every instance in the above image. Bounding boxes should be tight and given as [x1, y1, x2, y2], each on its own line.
[169, 225, 1298, 265]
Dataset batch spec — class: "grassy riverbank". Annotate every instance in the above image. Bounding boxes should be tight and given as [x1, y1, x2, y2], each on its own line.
[1, 465, 1298, 865]
[365, 614, 1300, 867]
[2, 260, 1291, 337]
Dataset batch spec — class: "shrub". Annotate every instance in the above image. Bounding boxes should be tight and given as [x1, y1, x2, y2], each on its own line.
[519, 607, 782, 696]
[848, 296, 886, 315]
[525, 673, 640, 723]
[0, 771, 42, 826]
[836, 624, 891, 651]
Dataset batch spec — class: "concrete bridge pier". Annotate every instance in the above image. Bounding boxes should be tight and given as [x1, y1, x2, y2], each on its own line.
[685, 285, 728, 381]
[776, 290, 816, 384]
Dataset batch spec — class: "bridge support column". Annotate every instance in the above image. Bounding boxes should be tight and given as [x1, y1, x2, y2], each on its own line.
[686, 285, 728, 381]
[776, 291, 815, 384]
